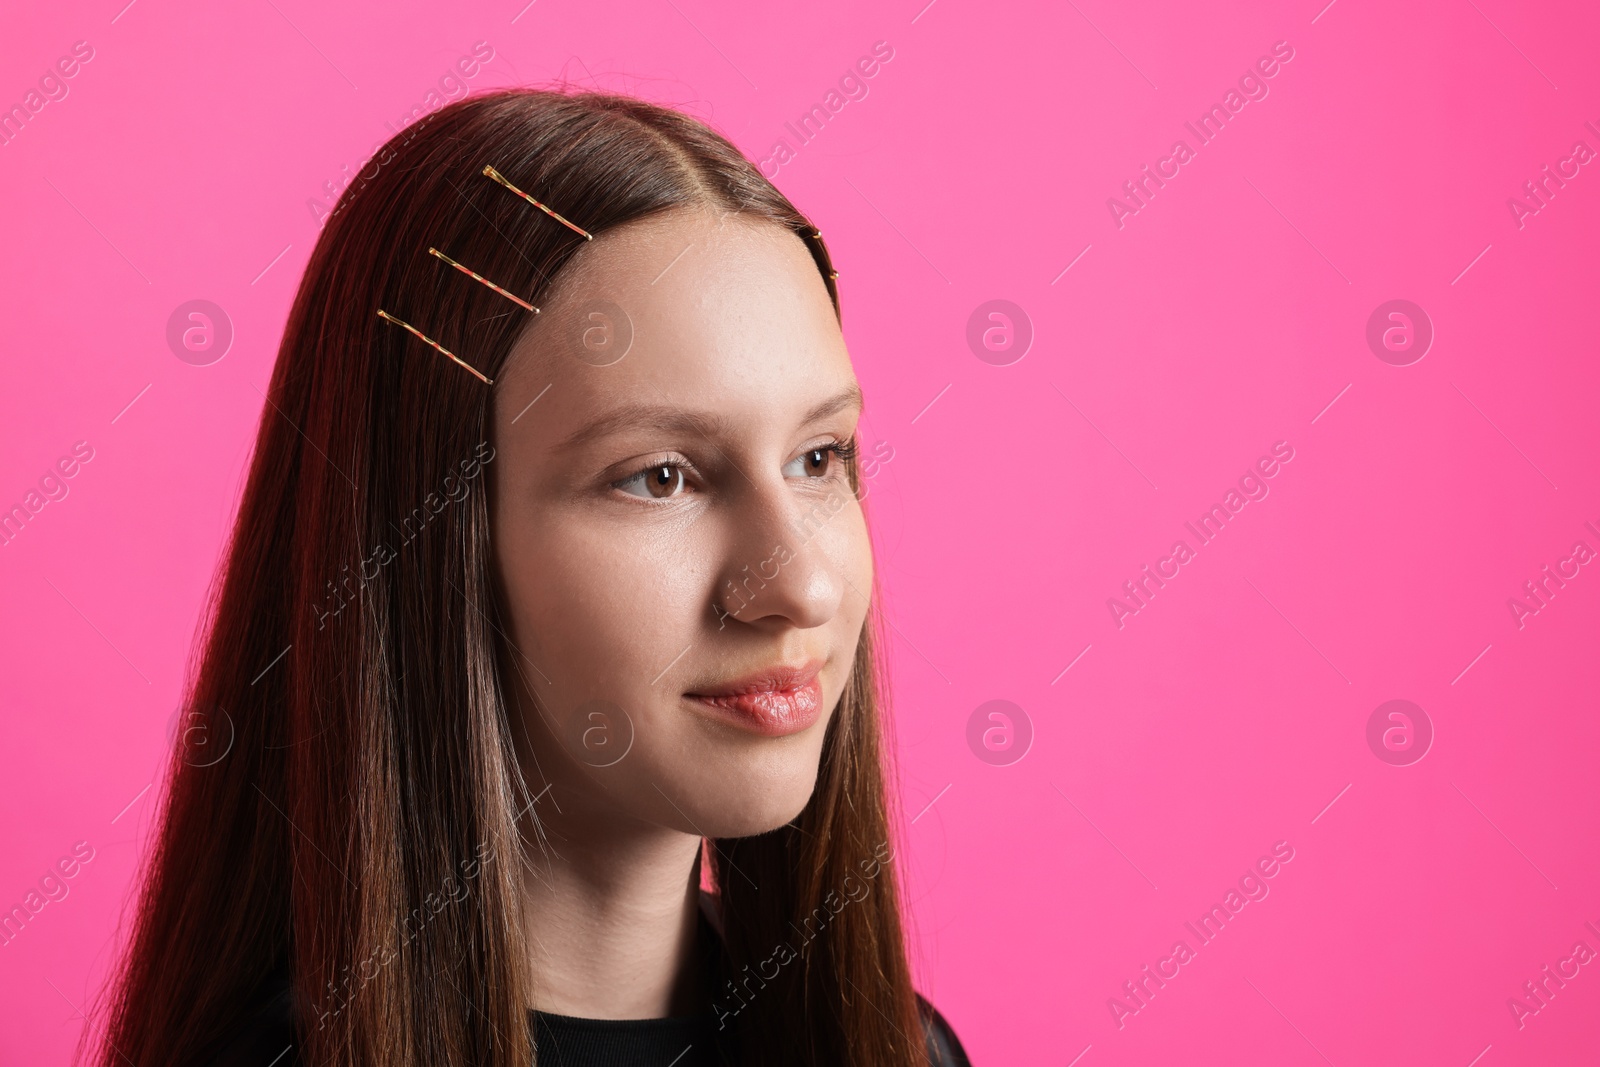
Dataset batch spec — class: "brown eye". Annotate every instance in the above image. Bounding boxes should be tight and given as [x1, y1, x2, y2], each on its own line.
[616, 464, 687, 500]
[783, 440, 857, 480]
[645, 465, 683, 498]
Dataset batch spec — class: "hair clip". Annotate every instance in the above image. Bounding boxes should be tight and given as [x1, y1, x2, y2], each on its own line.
[376, 309, 494, 385]
[804, 229, 838, 279]
[482, 165, 593, 240]
[428, 247, 539, 313]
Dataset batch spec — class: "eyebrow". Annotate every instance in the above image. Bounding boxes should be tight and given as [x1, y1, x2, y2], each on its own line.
[550, 381, 864, 454]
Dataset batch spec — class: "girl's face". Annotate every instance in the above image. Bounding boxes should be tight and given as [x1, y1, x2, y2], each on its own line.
[490, 206, 872, 839]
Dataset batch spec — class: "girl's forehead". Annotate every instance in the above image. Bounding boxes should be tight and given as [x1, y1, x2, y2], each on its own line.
[496, 209, 849, 424]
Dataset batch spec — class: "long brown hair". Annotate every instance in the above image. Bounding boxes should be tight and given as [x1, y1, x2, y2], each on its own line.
[94, 88, 924, 1067]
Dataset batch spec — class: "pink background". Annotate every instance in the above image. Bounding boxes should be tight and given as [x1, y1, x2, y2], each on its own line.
[3, 0, 1598, 1063]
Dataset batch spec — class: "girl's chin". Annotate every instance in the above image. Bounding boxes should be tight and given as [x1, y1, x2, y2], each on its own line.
[665, 779, 819, 838]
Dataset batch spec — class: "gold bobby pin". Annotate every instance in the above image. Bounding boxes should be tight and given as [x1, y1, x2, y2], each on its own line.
[428, 247, 539, 313]
[482, 165, 593, 240]
[376, 309, 494, 385]
[807, 229, 838, 279]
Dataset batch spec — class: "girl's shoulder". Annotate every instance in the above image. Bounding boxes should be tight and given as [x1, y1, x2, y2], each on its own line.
[916, 991, 974, 1067]
[200, 957, 975, 1066]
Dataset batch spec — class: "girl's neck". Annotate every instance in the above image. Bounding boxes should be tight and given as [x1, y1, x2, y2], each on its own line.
[517, 797, 709, 1020]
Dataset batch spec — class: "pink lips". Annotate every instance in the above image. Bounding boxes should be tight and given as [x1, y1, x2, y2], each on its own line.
[684, 660, 824, 737]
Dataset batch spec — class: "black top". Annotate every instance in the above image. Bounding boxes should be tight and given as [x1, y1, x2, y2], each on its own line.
[206, 903, 971, 1066]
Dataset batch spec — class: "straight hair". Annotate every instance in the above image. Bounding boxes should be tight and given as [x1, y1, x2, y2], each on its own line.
[93, 88, 925, 1067]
